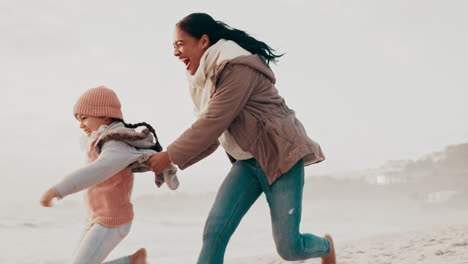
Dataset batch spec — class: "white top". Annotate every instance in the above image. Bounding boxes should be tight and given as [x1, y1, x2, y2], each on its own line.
[218, 130, 253, 160]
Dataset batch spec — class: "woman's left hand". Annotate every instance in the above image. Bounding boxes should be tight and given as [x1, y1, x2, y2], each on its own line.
[147, 151, 171, 174]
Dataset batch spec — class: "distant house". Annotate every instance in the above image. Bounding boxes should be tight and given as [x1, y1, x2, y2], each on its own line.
[425, 190, 458, 204]
[366, 172, 406, 185]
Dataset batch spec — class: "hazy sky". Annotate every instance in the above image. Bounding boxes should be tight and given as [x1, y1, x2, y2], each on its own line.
[1, 0, 467, 202]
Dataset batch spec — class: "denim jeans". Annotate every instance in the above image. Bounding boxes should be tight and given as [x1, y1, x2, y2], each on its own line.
[72, 222, 132, 264]
[197, 159, 330, 264]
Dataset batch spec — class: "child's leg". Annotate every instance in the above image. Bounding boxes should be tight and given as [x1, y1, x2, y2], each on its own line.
[72, 227, 89, 257]
[71, 222, 132, 264]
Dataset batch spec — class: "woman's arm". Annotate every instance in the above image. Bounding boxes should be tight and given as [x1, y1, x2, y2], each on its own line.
[148, 141, 219, 174]
[167, 64, 258, 169]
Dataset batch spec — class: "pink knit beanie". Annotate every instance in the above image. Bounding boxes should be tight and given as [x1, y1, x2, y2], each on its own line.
[73, 86, 123, 120]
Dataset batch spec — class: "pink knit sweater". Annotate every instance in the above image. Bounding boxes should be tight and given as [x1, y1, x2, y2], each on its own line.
[85, 140, 134, 227]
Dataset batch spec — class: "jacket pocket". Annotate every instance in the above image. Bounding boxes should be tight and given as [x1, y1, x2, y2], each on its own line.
[266, 114, 299, 145]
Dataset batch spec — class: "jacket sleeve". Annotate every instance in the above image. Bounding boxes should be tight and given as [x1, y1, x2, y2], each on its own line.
[54, 140, 141, 198]
[167, 64, 257, 169]
[172, 140, 220, 169]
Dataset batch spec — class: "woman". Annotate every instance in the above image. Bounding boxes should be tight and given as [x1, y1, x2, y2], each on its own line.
[148, 13, 336, 264]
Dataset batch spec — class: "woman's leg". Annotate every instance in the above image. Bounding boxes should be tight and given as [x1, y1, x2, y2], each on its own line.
[197, 159, 263, 264]
[71, 222, 132, 264]
[266, 160, 331, 261]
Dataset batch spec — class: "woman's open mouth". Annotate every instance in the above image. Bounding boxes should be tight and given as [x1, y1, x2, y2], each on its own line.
[182, 58, 191, 70]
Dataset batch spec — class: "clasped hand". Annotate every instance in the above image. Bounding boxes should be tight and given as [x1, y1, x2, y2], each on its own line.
[147, 151, 171, 174]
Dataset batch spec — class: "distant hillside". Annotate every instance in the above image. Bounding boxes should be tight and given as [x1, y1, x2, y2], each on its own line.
[405, 142, 467, 173]
[388, 142, 468, 188]
[309, 141, 468, 207]
[345, 141, 468, 186]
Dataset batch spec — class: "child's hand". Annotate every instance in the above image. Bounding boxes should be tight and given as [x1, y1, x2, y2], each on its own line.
[147, 151, 171, 174]
[40, 187, 60, 207]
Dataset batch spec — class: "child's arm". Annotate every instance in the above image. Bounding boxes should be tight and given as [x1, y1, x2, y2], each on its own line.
[43, 140, 141, 203]
[40, 187, 60, 207]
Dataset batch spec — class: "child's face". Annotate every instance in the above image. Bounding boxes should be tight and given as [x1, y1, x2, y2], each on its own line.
[76, 114, 112, 136]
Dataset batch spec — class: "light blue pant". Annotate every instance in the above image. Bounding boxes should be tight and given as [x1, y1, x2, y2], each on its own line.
[197, 159, 331, 264]
[72, 222, 132, 264]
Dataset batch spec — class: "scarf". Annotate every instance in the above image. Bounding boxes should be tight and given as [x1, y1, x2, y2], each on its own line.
[187, 39, 253, 160]
[188, 39, 251, 115]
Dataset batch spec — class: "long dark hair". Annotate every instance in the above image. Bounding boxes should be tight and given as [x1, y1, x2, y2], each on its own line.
[177, 13, 283, 65]
[114, 119, 163, 152]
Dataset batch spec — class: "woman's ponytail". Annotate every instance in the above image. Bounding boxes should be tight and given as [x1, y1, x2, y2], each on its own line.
[177, 13, 283, 65]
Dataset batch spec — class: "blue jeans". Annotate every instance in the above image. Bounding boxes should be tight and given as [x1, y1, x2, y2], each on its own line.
[197, 159, 330, 264]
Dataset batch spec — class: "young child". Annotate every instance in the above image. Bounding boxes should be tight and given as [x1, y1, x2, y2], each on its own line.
[40, 86, 178, 264]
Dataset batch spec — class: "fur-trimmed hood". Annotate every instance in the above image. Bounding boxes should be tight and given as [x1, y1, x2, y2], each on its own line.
[95, 122, 157, 154]
[93, 121, 179, 190]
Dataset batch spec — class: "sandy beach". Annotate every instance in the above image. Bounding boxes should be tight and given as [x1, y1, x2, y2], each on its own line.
[227, 224, 468, 264]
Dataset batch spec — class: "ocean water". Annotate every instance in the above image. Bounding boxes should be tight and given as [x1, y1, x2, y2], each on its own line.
[3, 185, 468, 264]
